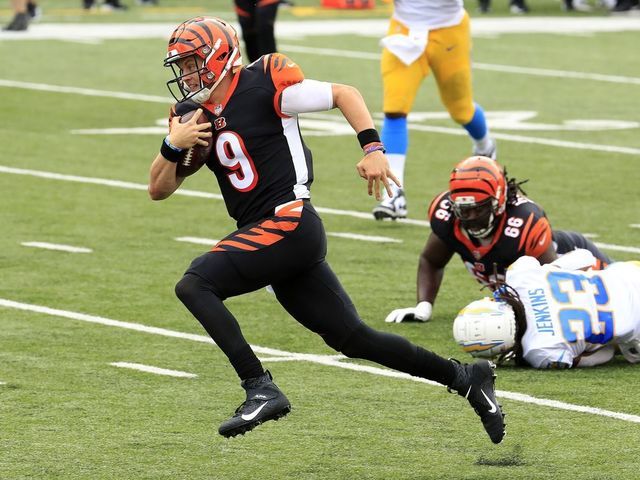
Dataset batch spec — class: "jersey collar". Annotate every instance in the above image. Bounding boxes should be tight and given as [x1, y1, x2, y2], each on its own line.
[453, 213, 507, 260]
[203, 68, 242, 117]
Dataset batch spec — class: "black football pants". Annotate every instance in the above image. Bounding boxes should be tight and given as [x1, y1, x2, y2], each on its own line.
[553, 230, 613, 266]
[175, 201, 455, 385]
[234, 0, 278, 63]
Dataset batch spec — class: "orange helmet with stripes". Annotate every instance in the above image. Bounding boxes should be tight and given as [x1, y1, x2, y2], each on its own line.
[449, 156, 507, 238]
[165, 17, 242, 103]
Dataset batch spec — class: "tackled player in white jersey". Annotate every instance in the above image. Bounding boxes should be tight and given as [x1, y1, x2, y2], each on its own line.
[453, 250, 640, 369]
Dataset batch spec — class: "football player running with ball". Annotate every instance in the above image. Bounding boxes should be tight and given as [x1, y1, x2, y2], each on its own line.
[385, 156, 612, 324]
[148, 17, 505, 443]
[373, 0, 497, 220]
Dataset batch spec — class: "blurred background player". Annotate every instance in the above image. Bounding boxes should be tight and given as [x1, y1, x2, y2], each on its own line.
[562, 0, 593, 11]
[385, 157, 612, 323]
[508, 0, 530, 13]
[373, 0, 496, 220]
[453, 252, 640, 369]
[3, 0, 39, 31]
[610, 0, 639, 11]
[83, 0, 126, 10]
[477, 0, 530, 13]
[83, 0, 157, 10]
[150, 16, 505, 444]
[234, 0, 280, 63]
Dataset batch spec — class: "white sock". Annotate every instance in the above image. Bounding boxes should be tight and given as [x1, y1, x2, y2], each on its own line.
[473, 135, 492, 154]
[384, 153, 406, 200]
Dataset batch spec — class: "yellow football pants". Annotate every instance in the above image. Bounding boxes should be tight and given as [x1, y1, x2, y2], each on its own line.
[381, 12, 475, 125]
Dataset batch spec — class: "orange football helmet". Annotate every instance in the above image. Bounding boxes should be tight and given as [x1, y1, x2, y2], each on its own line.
[165, 17, 242, 103]
[449, 156, 507, 238]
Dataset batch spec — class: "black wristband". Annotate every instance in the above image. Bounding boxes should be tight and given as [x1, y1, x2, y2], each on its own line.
[160, 138, 184, 163]
[357, 128, 381, 148]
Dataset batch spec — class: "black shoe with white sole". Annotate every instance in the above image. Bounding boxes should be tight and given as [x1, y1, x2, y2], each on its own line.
[372, 188, 407, 220]
[218, 370, 291, 438]
[449, 359, 506, 444]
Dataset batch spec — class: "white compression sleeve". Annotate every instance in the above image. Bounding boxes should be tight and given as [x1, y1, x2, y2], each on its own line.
[281, 79, 333, 116]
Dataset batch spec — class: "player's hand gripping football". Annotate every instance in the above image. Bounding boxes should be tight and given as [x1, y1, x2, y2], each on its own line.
[356, 150, 401, 201]
[168, 109, 212, 149]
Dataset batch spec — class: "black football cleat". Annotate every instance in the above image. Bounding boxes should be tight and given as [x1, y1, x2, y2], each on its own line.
[3, 13, 29, 31]
[372, 188, 408, 221]
[218, 370, 291, 438]
[449, 359, 506, 444]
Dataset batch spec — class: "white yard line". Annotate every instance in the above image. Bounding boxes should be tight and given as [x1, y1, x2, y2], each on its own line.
[1, 17, 640, 42]
[21, 241, 92, 253]
[594, 242, 640, 255]
[2, 78, 639, 156]
[405, 122, 640, 156]
[0, 165, 423, 225]
[0, 79, 170, 104]
[259, 356, 311, 363]
[327, 232, 402, 243]
[280, 45, 640, 87]
[2, 165, 639, 253]
[175, 237, 219, 246]
[472, 62, 640, 86]
[177, 234, 400, 245]
[110, 362, 197, 378]
[2, 71, 639, 156]
[1, 297, 640, 425]
[0, 165, 223, 200]
[630, 224, 640, 229]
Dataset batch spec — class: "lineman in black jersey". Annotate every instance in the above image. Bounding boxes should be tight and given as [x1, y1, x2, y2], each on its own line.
[385, 156, 611, 324]
[148, 17, 506, 443]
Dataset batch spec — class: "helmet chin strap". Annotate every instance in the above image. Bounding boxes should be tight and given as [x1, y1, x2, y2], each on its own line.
[191, 46, 241, 105]
[191, 87, 212, 104]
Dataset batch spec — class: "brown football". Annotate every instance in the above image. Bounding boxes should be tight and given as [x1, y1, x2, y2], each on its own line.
[175, 109, 213, 177]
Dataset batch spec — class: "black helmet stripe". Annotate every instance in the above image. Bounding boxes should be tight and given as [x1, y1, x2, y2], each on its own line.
[184, 27, 207, 46]
[209, 18, 234, 47]
[193, 22, 214, 43]
[174, 38, 197, 49]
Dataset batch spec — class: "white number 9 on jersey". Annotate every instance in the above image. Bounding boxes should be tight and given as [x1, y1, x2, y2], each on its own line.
[216, 131, 259, 192]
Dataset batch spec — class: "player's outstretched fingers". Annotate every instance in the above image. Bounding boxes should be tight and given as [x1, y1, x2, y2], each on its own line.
[381, 175, 394, 199]
[388, 171, 401, 189]
[367, 176, 375, 197]
[374, 177, 383, 201]
[356, 164, 368, 180]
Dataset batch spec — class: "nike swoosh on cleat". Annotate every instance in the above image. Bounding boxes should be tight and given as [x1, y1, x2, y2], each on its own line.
[241, 402, 269, 421]
[480, 389, 498, 414]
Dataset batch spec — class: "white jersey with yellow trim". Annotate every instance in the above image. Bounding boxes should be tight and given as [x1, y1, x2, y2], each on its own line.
[392, 0, 465, 30]
[505, 256, 640, 368]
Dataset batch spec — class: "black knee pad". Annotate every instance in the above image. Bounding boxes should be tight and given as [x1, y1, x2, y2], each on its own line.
[175, 273, 199, 304]
[175, 273, 222, 305]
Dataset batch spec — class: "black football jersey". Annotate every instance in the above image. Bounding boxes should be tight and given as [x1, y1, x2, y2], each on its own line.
[172, 53, 313, 227]
[428, 191, 553, 286]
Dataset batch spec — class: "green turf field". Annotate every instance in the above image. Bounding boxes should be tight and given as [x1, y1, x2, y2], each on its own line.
[1, 3, 640, 479]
